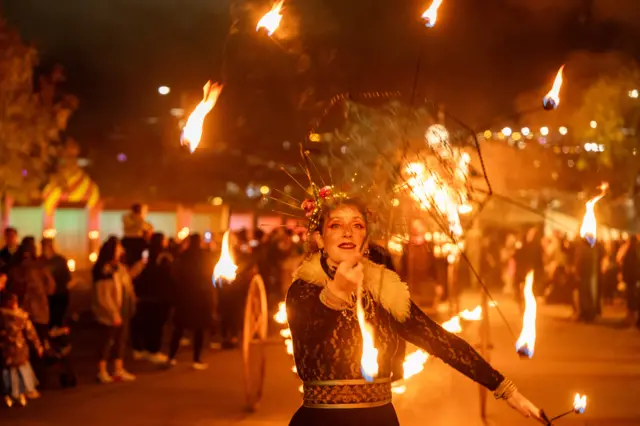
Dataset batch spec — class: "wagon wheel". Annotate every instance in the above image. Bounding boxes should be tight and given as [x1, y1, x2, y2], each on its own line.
[242, 273, 268, 412]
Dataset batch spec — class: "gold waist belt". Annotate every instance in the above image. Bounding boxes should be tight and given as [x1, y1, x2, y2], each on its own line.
[303, 378, 392, 409]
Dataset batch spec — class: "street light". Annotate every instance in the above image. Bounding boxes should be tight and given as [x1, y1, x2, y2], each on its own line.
[501, 127, 512, 137]
[590, 120, 597, 129]
[540, 126, 549, 136]
[158, 85, 171, 95]
[629, 89, 638, 99]
[559, 126, 568, 135]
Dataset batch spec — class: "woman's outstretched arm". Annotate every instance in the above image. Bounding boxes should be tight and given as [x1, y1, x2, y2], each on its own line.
[392, 300, 504, 391]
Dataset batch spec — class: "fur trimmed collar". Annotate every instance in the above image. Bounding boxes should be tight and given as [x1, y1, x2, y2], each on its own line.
[293, 253, 411, 322]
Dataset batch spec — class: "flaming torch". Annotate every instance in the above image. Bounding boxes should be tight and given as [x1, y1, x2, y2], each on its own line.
[548, 393, 588, 423]
[580, 183, 608, 247]
[356, 285, 379, 382]
[256, 0, 284, 36]
[515, 271, 537, 358]
[213, 230, 238, 284]
[181, 81, 223, 153]
[422, 0, 443, 28]
[543, 65, 565, 110]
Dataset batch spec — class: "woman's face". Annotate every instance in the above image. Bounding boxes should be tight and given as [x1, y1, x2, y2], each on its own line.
[315, 204, 367, 266]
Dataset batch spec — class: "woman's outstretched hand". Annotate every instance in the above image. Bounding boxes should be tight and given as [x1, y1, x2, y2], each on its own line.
[506, 390, 548, 424]
[328, 254, 363, 301]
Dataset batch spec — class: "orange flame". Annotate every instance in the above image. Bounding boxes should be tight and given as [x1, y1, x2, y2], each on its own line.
[67, 259, 76, 273]
[274, 301, 288, 324]
[213, 230, 238, 282]
[441, 315, 462, 333]
[573, 393, 587, 414]
[459, 305, 482, 321]
[422, 0, 443, 27]
[256, 0, 284, 36]
[357, 286, 379, 381]
[543, 65, 565, 109]
[516, 271, 537, 358]
[404, 162, 463, 237]
[580, 183, 608, 247]
[181, 81, 223, 153]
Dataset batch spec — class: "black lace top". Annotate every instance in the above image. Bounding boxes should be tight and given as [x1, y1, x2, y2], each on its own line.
[286, 268, 504, 391]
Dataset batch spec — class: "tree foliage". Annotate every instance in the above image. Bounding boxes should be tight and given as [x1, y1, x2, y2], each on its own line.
[0, 19, 77, 203]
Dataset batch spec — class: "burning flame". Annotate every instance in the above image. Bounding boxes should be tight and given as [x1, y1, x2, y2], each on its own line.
[543, 65, 565, 110]
[422, 0, 443, 27]
[402, 349, 430, 380]
[459, 305, 482, 321]
[580, 183, 608, 247]
[404, 162, 464, 237]
[181, 81, 223, 153]
[177, 227, 190, 240]
[67, 259, 76, 272]
[573, 393, 587, 414]
[213, 230, 238, 282]
[441, 315, 462, 333]
[357, 287, 379, 382]
[516, 271, 537, 358]
[274, 301, 288, 324]
[256, 0, 284, 36]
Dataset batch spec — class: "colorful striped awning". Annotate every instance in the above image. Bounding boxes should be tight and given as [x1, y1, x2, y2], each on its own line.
[43, 169, 100, 214]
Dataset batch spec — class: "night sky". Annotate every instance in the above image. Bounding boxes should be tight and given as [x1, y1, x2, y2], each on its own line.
[3, 0, 640, 202]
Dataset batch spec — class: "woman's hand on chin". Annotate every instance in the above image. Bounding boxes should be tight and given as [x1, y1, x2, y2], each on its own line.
[328, 254, 364, 301]
[506, 390, 547, 424]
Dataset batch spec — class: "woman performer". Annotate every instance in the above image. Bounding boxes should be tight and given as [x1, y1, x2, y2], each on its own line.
[286, 192, 544, 426]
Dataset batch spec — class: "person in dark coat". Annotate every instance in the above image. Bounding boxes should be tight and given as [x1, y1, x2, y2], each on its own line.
[40, 239, 72, 328]
[131, 233, 174, 363]
[0, 227, 19, 267]
[167, 234, 214, 369]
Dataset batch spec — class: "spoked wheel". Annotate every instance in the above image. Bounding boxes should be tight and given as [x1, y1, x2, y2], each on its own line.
[242, 273, 268, 412]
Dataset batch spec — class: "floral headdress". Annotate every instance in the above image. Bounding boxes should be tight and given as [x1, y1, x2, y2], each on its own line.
[300, 184, 352, 233]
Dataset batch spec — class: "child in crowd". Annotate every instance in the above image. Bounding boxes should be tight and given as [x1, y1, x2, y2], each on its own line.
[0, 292, 43, 407]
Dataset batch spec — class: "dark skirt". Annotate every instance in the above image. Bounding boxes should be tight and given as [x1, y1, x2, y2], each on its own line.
[289, 404, 400, 426]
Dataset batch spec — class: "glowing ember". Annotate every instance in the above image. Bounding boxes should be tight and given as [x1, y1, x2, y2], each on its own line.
[580, 183, 608, 247]
[402, 350, 430, 379]
[280, 328, 291, 338]
[404, 162, 464, 237]
[542, 65, 565, 110]
[391, 384, 407, 394]
[356, 286, 379, 382]
[274, 301, 288, 324]
[256, 0, 284, 36]
[441, 315, 462, 333]
[213, 230, 238, 282]
[422, 0, 443, 28]
[459, 305, 482, 321]
[181, 81, 223, 153]
[177, 227, 190, 240]
[516, 271, 537, 358]
[573, 393, 587, 414]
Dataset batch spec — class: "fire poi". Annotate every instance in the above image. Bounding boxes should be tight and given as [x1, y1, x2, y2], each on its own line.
[516, 271, 537, 358]
[256, 0, 284, 36]
[543, 65, 565, 110]
[580, 183, 608, 247]
[180, 81, 223, 153]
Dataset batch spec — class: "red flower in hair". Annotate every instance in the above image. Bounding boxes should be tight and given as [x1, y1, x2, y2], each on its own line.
[301, 199, 316, 216]
[318, 186, 332, 198]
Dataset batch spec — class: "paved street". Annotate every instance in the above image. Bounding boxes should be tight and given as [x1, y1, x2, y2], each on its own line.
[2, 294, 640, 426]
